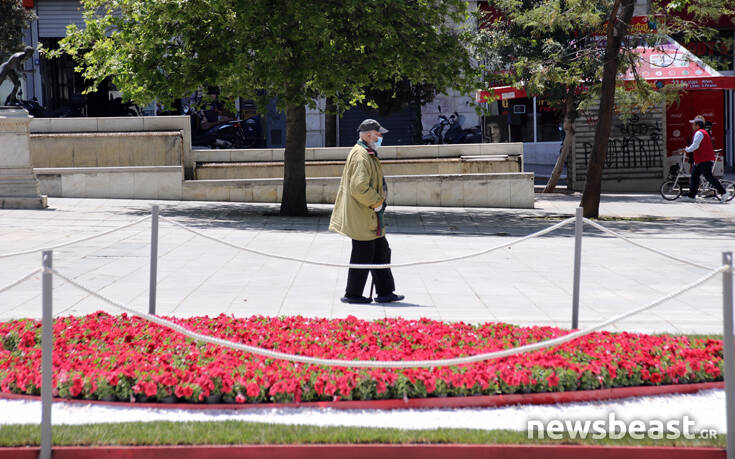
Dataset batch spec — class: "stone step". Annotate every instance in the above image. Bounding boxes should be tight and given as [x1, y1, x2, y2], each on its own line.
[182, 172, 535, 208]
[195, 156, 521, 180]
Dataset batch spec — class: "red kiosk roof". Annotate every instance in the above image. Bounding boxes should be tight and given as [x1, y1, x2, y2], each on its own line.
[623, 36, 735, 90]
[476, 36, 734, 103]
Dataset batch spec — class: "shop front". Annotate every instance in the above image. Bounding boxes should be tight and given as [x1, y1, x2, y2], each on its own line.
[476, 33, 735, 192]
[627, 36, 735, 181]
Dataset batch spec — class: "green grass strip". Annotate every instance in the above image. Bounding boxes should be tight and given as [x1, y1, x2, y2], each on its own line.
[0, 422, 725, 448]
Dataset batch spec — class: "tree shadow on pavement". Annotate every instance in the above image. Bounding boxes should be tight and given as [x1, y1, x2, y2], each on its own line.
[117, 200, 735, 239]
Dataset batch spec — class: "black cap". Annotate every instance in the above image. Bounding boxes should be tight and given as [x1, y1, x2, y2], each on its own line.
[357, 119, 388, 134]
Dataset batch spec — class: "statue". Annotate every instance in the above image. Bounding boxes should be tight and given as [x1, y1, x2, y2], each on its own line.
[0, 46, 35, 106]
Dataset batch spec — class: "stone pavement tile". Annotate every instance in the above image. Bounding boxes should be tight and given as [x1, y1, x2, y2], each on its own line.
[558, 308, 608, 321]
[282, 294, 335, 309]
[541, 309, 591, 323]
[429, 293, 485, 308]
[435, 307, 492, 318]
[236, 305, 282, 318]
[0, 287, 39, 311]
[225, 305, 277, 318]
[483, 294, 538, 309]
[385, 292, 427, 307]
[280, 307, 332, 318]
[666, 320, 727, 334]
[142, 301, 179, 316]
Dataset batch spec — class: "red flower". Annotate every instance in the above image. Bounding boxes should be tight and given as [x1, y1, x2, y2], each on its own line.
[69, 377, 84, 397]
[246, 382, 260, 398]
[20, 331, 36, 348]
[144, 381, 157, 397]
[0, 313, 724, 404]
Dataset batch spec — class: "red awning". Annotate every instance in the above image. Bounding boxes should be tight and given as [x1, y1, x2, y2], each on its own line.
[475, 86, 528, 103]
[624, 36, 735, 90]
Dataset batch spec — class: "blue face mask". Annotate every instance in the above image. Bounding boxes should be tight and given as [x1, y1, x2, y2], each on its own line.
[374, 136, 383, 147]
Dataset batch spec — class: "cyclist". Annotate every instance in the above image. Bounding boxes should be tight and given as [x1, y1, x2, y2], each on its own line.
[681, 115, 729, 202]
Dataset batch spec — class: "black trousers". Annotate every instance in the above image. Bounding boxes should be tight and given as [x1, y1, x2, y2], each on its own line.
[345, 237, 396, 298]
[689, 161, 725, 198]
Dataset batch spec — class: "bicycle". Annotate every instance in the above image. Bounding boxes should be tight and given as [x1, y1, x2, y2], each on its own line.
[660, 149, 735, 201]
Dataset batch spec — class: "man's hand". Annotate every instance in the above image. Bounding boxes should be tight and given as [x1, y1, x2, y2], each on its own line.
[371, 200, 384, 209]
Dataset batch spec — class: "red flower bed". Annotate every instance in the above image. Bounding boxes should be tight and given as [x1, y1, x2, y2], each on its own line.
[0, 312, 724, 404]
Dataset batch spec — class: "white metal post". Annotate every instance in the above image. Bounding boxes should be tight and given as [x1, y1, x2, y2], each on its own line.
[571, 207, 583, 329]
[149, 205, 159, 315]
[722, 252, 734, 459]
[40, 250, 53, 459]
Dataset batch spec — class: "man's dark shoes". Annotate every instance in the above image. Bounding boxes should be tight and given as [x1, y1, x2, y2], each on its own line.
[374, 293, 405, 303]
[340, 296, 372, 304]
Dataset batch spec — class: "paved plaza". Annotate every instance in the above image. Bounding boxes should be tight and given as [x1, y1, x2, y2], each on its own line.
[0, 193, 733, 334]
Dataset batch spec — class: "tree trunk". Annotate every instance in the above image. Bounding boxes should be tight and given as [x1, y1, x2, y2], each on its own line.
[280, 103, 308, 216]
[543, 89, 577, 193]
[325, 98, 337, 147]
[580, 0, 635, 218]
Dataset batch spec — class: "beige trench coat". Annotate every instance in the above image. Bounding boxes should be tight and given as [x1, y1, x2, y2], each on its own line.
[328, 142, 385, 241]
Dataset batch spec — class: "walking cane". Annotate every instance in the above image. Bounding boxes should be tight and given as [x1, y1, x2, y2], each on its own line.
[369, 277, 375, 301]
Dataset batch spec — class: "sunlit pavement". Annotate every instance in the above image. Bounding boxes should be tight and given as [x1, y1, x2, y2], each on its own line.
[1, 193, 733, 334]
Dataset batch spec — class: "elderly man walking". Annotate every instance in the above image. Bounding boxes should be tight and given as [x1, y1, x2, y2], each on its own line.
[329, 119, 405, 304]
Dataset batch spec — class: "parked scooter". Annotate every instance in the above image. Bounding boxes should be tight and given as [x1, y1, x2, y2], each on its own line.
[443, 112, 482, 144]
[422, 114, 451, 144]
[184, 104, 260, 149]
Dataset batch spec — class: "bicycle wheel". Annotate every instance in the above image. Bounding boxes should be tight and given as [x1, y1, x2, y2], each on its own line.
[660, 180, 681, 200]
[722, 180, 735, 202]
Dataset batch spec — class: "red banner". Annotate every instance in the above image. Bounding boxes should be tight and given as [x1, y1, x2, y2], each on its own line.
[666, 90, 725, 156]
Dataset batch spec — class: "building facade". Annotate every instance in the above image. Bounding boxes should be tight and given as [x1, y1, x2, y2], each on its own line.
[3, 0, 733, 172]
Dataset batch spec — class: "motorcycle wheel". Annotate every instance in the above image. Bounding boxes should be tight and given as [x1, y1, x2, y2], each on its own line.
[237, 127, 257, 148]
[220, 133, 241, 149]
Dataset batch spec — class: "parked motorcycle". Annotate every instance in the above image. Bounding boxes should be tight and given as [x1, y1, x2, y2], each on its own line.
[423, 111, 482, 144]
[12, 98, 73, 118]
[422, 114, 451, 144]
[185, 104, 260, 149]
[443, 112, 482, 144]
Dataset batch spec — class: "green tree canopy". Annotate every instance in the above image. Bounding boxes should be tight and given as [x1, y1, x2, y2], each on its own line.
[54, 0, 480, 215]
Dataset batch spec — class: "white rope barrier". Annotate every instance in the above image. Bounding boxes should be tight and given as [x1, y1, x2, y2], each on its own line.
[0, 215, 150, 259]
[159, 215, 575, 269]
[45, 264, 727, 369]
[583, 218, 715, 271]
[0, 268, 42, 295]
